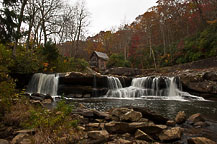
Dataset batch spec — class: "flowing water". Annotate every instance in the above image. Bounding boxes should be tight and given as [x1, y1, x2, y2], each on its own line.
[106, 76, 204, 101]
[27, 73, 59, 97]
[27, 74, 217, 121]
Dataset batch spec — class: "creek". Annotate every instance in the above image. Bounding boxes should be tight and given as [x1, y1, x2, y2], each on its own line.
[26, 73, 217, 121]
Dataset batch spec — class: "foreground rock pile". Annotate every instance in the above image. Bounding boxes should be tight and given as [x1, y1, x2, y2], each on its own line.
[1, 106, 216, 144]
[70, 107, 216, 144]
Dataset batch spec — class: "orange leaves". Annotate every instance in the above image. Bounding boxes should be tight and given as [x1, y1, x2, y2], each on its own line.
[207, 20, 217, 25]
[43, 62, 49, 67]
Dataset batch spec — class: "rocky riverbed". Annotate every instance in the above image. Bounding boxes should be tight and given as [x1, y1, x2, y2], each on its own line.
[1, 98, 217, 144]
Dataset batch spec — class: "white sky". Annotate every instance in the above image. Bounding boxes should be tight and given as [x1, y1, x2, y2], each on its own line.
[85, 0, 158, 36]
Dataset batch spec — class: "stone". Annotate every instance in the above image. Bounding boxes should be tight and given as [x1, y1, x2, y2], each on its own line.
[87, 130, 109, 140]
[129, 122, 163, 135]
[132, 140, 149, 144]
[84, 94, 91, 98]
[120, 110, 143, 122]
[20, 138, 32, 144]
[187, 113, 205, 124]
[159, 127, 183, 142]
[111, 108, 131, 118]
[104, 122, 129, 134]
[167, 120, 176, 126]
[11, 134, 29, 144]
[116, 138, 131, 144]
[0, 139, 9, 144]
[108, 138, 132, 144]
[131, 107, 169, 124]
[15, 129, 35, 135]
[187, 137, 216, 144]
[156, 125, 167, 130]
[193, 121, 208, 128]
[175, 111, 186, 124]
[122, 133, 131, 138]
[134, 129, 154, 142]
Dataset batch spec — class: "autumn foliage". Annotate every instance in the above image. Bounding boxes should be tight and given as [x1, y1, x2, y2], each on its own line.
[86, 0, 217, 69]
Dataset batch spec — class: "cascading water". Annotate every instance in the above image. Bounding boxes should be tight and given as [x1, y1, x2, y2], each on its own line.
[106, 76, 205, 101]
[27, 73, 59, 96]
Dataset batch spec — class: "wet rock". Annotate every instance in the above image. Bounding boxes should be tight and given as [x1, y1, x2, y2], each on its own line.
[203, 72, 217, 81]
[0, 139, 9, 144]
[187, 113, 205, 125]
[158, 127, 183, 142]
[166, 120, 176, 126]
[130, 107, 169, 124]
[87, 130, 109, 140]
[134, 129, 154, 142]
[104, 122, 129, 134]
[11, 134, 29, 144]
[120, 110, 142, 122]
[175, 111, 186, 124]
[193, 121, 208, 128]
[129, 122, 163, 135]
[187, 137, 216, 144]
[111, 108, 131, 118]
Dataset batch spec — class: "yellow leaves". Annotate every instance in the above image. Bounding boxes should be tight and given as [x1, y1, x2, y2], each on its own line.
[207, 20, 217, 25]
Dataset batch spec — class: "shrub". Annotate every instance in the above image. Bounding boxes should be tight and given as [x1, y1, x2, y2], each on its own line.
[108, 53, 131, 68]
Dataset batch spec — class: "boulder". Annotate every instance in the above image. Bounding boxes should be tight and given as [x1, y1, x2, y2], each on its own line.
[11, 134, 29, 144]
[175, 111, 186, 124]
[15, 129, 35, 135]
[104, 122, 129, 134]
[87, 130, 109, 140]
[158, 127, 183, 142]
[193, 121, 208, 128]
[134, 129, 154, 142]
[132, 140, 149, 144]
[120, 110, 142, 122]
[166, 120, 176, 126]
[0, 139, 9, 144]
[187, 137, 216, 144]
[187, 113, 205, 124]
[108, 138, 132, 144]
[130, 107, 169, 124]
[203, 72, 217, 81]
[111, 108, 131, 118]
[129, 122, 163, 135]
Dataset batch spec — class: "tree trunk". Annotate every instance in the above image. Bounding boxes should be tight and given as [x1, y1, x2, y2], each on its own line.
[13, 0, 28, 56]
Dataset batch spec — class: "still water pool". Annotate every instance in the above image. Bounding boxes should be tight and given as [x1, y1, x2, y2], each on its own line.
[65, 97, 217, 121]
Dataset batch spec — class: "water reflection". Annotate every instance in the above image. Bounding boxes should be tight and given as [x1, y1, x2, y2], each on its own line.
[69, 98, 217, 121]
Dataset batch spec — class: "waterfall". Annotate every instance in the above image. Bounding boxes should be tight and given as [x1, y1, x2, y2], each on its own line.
[105, 76, 204, 100]
[27, 73, 59, 96]
[107, 76, 123, 89]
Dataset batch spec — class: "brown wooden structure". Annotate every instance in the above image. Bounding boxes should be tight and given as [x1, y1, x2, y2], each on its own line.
[90, 51, 109, 70]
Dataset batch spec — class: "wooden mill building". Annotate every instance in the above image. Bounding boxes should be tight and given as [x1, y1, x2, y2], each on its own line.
[90, 51, 109, 70]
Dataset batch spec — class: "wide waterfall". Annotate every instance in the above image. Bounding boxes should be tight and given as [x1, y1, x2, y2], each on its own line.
[106, 76, 204, 101]
[27, 73, 59, 96]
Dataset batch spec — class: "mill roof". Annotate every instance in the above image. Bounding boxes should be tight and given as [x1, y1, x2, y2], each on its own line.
[91, 51, 109, 60]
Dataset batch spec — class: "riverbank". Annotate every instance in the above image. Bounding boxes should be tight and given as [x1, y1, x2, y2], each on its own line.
[0, 98, 216, 144]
